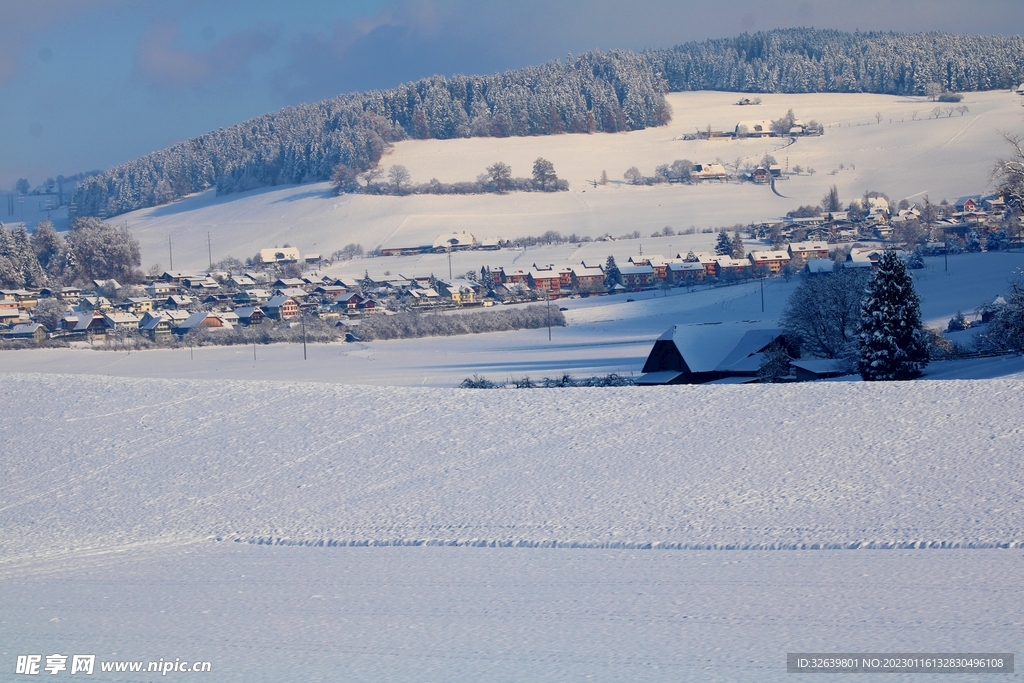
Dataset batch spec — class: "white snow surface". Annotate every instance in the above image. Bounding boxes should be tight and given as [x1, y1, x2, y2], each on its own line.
[2, 543, 1021, 683]
[4, 373, 1023, 575]
[114, 90, 1024, 272]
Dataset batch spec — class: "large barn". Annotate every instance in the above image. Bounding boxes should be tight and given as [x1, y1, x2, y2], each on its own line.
[637, 321, 793, 385]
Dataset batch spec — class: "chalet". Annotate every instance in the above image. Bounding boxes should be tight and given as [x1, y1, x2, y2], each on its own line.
[232, 289, 271, 305]
[272, 278, 306, 290]
[202, 294, 231, 305]
[748, 250, 791, 273]
[637, 322, 790, 384]
[182, 276, 219, 290]
[848, 247, 909, 268]
[216, 311, 240, 326]
[333, 292, 364, 311]
[275, 287, 309, 300]
[227, 275, 256, 289]
[954, 196, 980, 212]
[102, 311, 141, 331]
[751, 167, 770, 183]
[39, 286, 81, 301]
[408, 288, 440, 304]
[258, 247, 300, 263]
[618, 264, 655, 288]
[304, 253, 322, 265]
[176, 311, 233, 335]
[439, 279, 479, 304]
[357, 298, 379, 313]
[145, 282, 175, 298]
[787, 241, 830, 264]
[0, 289, 38, 308]
[92, 278, 122, 291]
[313, 285, 348, 299]
[666, 261, 706, 283]
[67, 313, 108, 338]
[234, 306, 266, 326]
[570, 263, 605, 291]
[160, 271, 199, 284]
[120, 297, 154, 315]
[528, 269, 562, 294]
[163, 295, 194, 310]
[263, 295, 299, 320]
[4, 323, 46, 342]
[78, 296, 113, 312]
[141, 315, 172, 342]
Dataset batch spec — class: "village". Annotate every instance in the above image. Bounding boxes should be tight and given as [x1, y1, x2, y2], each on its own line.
[0, 188, 1020, 347]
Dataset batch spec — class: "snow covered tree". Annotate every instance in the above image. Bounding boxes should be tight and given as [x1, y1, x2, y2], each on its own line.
[857, 250, 929, 381]
[977, 272, 1024, 352]
[782, 267, 870, 361]
[32, 297, 68, 332]
[994, 134, 1024, 213]
[486, 162, 512, 192]
[821, 185, 841, 213]
[331, 164, 360, 194]
[604, 255, 621, 287]
[623, 167, 642, 185]
[388, 165, 411, 193]
[532, 158, 558, 190]
[731, 230, 745, 259]
[714, 230, 734, 256]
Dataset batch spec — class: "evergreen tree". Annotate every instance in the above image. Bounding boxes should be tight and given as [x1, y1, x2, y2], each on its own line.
[604, 255, 622, 287]
[731, 230, 745, 259]
[714, 230, 734, 256]
[858, 251, 929, 380]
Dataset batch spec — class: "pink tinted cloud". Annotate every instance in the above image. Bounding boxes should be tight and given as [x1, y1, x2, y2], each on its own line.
[134, 21, 279, 89]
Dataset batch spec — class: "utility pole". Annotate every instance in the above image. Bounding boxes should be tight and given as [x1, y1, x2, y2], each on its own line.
[447, 245, 453, 280]
[168, 236, 173, 271]
[207, 232, 213, 270]
[302, 313, 307, 360]
[546, 293, 551, 341]
[944, 240, 948, 272]
[760, 276, 765, 312]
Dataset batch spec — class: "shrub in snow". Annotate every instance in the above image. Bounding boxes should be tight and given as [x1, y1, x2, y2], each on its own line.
[858, 251, 929, 380]
[965, 230, 982, 252]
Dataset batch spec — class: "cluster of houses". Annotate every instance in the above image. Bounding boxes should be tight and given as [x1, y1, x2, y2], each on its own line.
[755, 193, 1021, 248]
[0, 272, 385, 343]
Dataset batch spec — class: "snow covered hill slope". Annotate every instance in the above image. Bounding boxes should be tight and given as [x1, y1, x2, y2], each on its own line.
[3, 373, 1022, 577]
[115, 90, 1024, 271]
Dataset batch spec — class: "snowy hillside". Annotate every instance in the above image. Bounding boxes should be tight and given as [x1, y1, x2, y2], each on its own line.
[113, 90, 1024, 272]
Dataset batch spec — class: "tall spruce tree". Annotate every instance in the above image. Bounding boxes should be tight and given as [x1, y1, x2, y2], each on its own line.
[604, 255, 622, 288]
[858, 251, 929, 380]
[715, 230, 734, 256]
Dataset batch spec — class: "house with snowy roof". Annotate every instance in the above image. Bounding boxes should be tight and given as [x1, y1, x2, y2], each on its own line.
[748, 250, 791, 273]
[637, 321, 792, 385]
[665, 261, 706, 283]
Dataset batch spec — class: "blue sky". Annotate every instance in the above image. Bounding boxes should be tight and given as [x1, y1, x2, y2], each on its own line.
[2, 0, 1023, 189]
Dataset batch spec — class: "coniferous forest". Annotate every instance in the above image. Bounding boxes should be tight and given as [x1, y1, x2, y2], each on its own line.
[72, 29, 1024, 218]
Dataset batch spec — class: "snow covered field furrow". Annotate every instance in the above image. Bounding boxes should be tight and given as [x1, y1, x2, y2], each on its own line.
[1, 543, 1021, 683]
[3, 373, 1023, 576]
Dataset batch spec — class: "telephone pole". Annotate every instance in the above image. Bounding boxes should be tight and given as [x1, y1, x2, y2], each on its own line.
[207, 232, 213, 270]
[168, 236, 173, 271]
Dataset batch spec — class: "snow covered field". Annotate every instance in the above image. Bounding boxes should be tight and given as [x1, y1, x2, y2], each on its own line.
[2, 543, 1020, 683]
[113, 90, 1024, 273]
[2, 372, 1023, 681]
